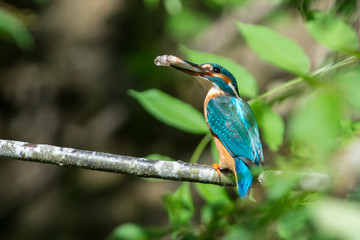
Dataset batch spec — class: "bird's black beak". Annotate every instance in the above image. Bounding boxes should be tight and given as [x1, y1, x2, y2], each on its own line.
[154, 55, 212, 77]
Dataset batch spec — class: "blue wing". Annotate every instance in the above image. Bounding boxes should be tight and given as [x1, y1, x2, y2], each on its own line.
[207, 96, 263, 197]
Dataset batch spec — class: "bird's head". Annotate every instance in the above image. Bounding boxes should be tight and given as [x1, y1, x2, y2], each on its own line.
[155, 55, 240, 97]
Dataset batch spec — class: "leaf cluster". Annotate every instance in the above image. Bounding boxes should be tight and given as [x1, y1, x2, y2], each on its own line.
[106, 5, 360, 240]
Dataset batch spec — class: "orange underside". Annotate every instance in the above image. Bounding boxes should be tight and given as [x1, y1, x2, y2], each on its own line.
[203, 89, 236, 174]
[212, 135, 235, 172]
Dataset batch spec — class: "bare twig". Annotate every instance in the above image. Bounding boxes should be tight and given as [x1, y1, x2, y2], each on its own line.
[0, 139, 236, 186]
[0, 139, 331, 191]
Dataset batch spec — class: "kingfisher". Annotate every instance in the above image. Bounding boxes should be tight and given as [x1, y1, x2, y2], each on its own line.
[154, 55, 264, 198]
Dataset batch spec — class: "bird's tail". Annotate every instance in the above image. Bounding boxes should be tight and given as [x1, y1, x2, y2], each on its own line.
[234, 159, 253, 198]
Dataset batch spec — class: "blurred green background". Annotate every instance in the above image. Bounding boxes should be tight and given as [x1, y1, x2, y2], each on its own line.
[1, 0, 360, 239]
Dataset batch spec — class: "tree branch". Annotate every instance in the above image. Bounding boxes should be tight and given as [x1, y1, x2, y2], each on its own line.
[0, 139, 330, 191]
[0, 139, 236, 186]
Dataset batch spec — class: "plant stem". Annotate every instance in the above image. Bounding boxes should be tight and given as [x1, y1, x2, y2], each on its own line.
[249, 56, 358, 104]
[311, 56, 357, 76]
[190, 133, 212, 163]
[249, 77, 302, 105]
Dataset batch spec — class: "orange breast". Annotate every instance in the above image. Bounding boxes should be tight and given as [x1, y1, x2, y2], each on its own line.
[204, 89, 235, 172]
[213, 135, 236, 172]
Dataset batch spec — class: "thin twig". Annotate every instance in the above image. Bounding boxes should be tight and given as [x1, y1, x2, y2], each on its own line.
[0, 139, 331, 191]
[249, 56, 358, 105]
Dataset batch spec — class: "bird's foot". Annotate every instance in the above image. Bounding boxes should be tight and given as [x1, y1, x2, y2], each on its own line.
[212, 163, 221, 177]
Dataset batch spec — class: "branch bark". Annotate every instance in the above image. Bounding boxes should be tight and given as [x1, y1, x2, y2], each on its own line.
[0, 139, 330, 191]
[0, 139, 236, 186]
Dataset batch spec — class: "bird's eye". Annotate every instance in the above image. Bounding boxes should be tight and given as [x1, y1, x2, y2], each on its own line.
[213, 67, 221, 73]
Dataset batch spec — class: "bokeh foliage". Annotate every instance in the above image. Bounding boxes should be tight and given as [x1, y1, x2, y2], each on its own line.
[123, 3, 360, 240]
[0, 7, 34, 50]
[1, 0, 360, 240]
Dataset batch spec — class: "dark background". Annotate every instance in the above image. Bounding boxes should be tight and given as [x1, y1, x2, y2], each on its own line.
[0, 0, 358, 239]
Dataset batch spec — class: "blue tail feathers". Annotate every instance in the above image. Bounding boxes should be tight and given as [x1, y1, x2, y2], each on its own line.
[235, 159, 253, 198]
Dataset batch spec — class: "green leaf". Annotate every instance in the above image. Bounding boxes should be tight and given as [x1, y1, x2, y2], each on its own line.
[278, 207, 308, 239]
[289, 90, 341, 159]
[143, 0, 160, 10]
[237, 22, 310, 76]
[264, 171, 300, 200]
[0, 7, 34, 50]
[180, 46, 258, 98]
[129, 89, 208, 134]
[145, 153, 175, 161]
[352, 121, 360, 134]
[107, 223, 147, 240]
[223, 226, 251, 240]
[307, 12, 358, 53]
[200, 203, 233, 233]
[163, 183, 194, 229]
[194, 183, 232, 205]
[336, 67, 360, 111]
[251, 101, 284, 151]
[107, 223, 165, 240]
[311, 197, 360, 240]
[167, 10, 210, 40]
[163, 0, 182, 16]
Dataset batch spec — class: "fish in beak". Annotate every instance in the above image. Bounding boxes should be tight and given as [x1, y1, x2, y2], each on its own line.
[154, 55, 212, 77]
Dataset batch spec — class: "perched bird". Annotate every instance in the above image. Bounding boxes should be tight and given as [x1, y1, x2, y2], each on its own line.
[154, 55, 263, 198]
